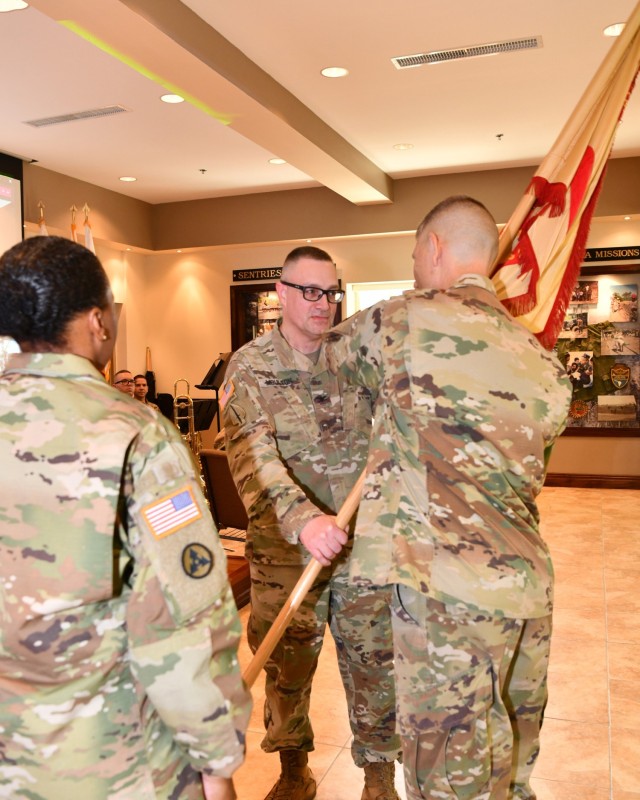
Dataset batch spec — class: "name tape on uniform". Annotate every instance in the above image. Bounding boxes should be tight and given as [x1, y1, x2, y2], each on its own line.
[142, 487, 202, 540]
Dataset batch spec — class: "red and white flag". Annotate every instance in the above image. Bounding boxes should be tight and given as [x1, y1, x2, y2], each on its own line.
[70, 204, 78, 243]
[37, 201, 48, 236]
[84, 219, 95, 253]
[492, 1, 640, 349]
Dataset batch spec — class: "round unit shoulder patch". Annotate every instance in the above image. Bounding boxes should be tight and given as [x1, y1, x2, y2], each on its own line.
[182, 542, 214, 579]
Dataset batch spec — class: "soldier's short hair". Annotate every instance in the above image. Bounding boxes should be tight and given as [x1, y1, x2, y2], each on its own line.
[416, 195, 495, 239]
[0, 236, 110, 348]
[283, 245, 334, 269]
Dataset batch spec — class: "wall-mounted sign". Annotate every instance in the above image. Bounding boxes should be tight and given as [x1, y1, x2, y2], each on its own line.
[583, 246, 640, 262]
[233, 267, 282, 282]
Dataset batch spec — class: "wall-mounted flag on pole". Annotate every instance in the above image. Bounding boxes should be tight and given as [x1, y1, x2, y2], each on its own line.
[69, 204, 78, 243]
[492, 0, 640, 349]
[37, 201, 48, 236]
[83, 203, 95, 254]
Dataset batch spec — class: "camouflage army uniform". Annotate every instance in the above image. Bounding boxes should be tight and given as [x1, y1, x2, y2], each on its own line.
[328, 275, 571, 799]
[0, 353, 251, 800]
[222, 323, 400, 767]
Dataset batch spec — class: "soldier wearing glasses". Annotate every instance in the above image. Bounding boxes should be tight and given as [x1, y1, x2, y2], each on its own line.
[222, 247, 400, 800]
[113, 368, 135, 396]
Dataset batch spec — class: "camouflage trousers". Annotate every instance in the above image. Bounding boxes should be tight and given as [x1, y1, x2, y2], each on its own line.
[391, 585, 551, 800]
[248, 558, 401, 767]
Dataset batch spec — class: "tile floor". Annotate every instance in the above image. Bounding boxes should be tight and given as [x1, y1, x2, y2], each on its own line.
[232, 487, 640, 799]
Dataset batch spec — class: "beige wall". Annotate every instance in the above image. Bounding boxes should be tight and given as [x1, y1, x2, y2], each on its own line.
[20, 162, 640, 478]
[23, 164, 154, 251]
[24, 157, 640, 251]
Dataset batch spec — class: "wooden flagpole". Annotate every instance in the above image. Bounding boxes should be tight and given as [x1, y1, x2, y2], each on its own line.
[496, 0, 640, 264]
[242, 469, 366, 689]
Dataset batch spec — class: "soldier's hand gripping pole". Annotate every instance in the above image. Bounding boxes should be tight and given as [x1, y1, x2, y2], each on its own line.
[242, 469, 366, 688]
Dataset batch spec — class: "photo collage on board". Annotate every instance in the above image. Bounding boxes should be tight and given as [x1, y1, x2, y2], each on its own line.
[556, 275, 639, 429]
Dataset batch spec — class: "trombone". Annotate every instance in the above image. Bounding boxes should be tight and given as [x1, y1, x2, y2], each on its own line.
[173, 378, 209, 504]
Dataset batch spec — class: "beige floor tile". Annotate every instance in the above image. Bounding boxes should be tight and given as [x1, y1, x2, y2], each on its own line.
[551, 605, 606, 641]
[605, 551, 640, 572]
[546, 637, 608, 723]
[533, 719, 610, 788]
[552, 576, 605, 609]
[316, 747, 407, 800]
[607, 610, 640, 644]
[611, 728, 640, 794]
[608, 641, 640, 683]
[610, 678, 640, 730]
[545, 529, 604, 553]
[601, 500, 640, 515]
[548, 635, 607, 674]
[605, 568, 640, 608]
[529, 777, 610, 799]
[544, 669, 609, 725]
[552, 560, 604, 593]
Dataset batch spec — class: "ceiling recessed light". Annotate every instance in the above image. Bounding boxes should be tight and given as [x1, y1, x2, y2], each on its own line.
[393, 143, 414, 151]
[119, 176, 137, 182]
[624, 215, 631, 220]
[160, 93, 185, 104]
[321, 66, 349, 78]
[604, 22, 625, 37]
[269, 158, 287, 165]
[0, 1, 28, 11]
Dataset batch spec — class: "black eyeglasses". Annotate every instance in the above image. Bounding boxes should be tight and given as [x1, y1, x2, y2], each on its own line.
[280, 280, 344, 304]
[114, 379, 134, 386]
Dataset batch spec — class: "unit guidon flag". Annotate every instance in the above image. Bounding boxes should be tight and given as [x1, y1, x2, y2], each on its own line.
[492, 1, 640, 349]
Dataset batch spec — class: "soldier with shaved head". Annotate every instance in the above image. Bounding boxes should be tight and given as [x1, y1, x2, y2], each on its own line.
[328, 196, 572, 800]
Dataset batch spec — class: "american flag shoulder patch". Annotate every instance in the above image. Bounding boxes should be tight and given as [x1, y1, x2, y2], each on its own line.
[142, 487, 203, 540]
[219, 379, 235, 411]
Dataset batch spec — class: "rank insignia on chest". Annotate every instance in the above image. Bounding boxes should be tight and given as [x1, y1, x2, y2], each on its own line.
[610, 363, 630, 389]
[142, 487, 202, 539]
[182, 543, 214, 579]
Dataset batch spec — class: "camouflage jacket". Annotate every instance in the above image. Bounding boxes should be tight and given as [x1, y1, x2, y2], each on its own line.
[0, 353, 251, 799]
[328, 275, 571, 619]
[222, 323, 372, 565]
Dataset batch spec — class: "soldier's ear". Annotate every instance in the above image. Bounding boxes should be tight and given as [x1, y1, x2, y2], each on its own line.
[275, 280, 287, 308]
[87, 307, 109, 343]
[427, 231, 443, 266]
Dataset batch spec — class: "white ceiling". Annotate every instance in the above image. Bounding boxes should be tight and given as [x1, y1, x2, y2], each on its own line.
[2, 0, 639, 205]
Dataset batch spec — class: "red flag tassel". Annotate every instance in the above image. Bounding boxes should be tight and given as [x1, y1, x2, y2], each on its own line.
[536, 165, 608, 350]
[499, 232, 540, 318]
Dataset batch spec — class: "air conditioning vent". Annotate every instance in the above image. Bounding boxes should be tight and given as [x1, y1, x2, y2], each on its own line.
[392, 36, 542, 69]
[24, 105, 130, 128]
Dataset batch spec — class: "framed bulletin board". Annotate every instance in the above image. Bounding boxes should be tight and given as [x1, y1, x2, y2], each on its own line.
[555, 263, 639, 437]
[230, 282, 343, 351]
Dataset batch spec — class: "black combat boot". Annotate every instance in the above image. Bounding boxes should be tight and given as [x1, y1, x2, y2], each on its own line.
[264, 749, 316, 800]
[361, 761, 400, 800]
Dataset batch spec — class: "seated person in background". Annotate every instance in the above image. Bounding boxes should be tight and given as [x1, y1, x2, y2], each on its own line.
[134, 373, 160, 410]
[113, 367, 135, 396]
[0, 236, 251, 800]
